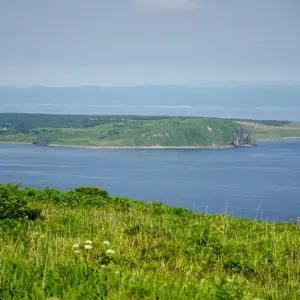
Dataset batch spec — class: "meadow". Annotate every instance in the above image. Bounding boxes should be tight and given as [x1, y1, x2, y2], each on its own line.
[0, 184, 299, 299]
[235, 121, 300, 141]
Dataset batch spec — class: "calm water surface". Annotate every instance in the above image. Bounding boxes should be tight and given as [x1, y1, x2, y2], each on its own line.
[1, 140, 300, 221]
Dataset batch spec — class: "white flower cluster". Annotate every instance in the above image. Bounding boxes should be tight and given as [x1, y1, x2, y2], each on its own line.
[106, 249, 115, 254]
[71, 239, 116, 255]
[84, 240, 93, 250]
[72, 240, 93, 253]
[102, 240, 115, 254]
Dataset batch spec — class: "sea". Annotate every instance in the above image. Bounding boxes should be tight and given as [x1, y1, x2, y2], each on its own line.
[1, 140, 300, 222]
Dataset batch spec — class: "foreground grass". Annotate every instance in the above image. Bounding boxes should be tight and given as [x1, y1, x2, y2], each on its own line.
[0, 185, 300, 299]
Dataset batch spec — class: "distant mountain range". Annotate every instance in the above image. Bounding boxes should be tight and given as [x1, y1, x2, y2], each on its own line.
[1, 85, 300, 120]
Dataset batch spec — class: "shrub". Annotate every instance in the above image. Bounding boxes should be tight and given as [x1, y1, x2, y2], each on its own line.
[173, 206, 189, 216]
[0, 184, 42, 221]
[75, 186, 109, 198]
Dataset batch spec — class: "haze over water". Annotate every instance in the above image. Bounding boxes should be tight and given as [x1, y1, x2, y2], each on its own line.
[1, 140, 300, 222]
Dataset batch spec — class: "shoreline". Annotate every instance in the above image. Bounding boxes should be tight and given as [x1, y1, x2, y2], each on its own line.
[1, 137, 300, 149]
[0, 141, 241, 149]
[50, 144, 235, 150]
[256, 136, 300, 142]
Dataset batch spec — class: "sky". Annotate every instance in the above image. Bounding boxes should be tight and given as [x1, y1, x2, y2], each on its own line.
[0, 0, 300, 86]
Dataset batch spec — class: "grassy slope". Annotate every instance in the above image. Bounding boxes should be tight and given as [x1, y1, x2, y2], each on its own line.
[1, 185, 300, 299]
[35, 118, 241, 147]
[2, 113, 300, 146]
[235, 121, 300, 141]
[0, 114, 246, 147]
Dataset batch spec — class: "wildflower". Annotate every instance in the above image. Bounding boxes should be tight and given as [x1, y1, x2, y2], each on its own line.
[73, 250, 81, 254]
[103, 241, 110, 246]
[84, 240, 93, 245]
[84, 244, 93, 250]
[100, 265, 106, 268]
[72, 243, 80, 248]
[106, 249, 115, 254]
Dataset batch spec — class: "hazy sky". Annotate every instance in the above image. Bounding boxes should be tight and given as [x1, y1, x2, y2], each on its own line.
[0, 0, 300, 86]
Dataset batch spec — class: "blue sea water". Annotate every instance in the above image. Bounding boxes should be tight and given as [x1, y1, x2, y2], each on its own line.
[0, 140, 300, 222]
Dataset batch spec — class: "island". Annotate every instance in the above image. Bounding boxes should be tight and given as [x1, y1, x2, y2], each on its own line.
[1, 113, 300, 149]
[0, 113, 257, 148]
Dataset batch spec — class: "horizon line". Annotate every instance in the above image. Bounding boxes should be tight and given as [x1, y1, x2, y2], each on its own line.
[1, 83, 300, 88]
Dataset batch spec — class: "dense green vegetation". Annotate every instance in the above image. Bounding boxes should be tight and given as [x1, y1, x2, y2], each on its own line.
[0, 184, 299, 299]
[0, 113, 173, 133]
[0, 113, 253, 147]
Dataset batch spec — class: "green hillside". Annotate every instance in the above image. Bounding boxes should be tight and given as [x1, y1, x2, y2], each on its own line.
[1, 184, 299, 299]
[0, 113, 254, 147]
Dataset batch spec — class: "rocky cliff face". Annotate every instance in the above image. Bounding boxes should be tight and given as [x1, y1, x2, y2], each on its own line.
[232, 127, 256, 147]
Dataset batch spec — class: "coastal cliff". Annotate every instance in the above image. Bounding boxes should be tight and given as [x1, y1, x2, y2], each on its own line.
[231, 127, 256, 147]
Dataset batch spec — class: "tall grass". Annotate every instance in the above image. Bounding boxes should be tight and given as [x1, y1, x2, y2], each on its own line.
[0, 184, 299, 299]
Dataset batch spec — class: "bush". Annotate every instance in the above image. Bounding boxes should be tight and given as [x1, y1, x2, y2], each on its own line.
[20, 186, 115, 209]
[0, 184, 42, 221]
[75, 186, 109, 198]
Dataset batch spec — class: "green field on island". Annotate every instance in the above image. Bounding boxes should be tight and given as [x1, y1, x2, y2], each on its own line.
[234, 120, 300, 141]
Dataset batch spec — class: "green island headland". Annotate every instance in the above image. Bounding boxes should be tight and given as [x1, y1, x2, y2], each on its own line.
[1, 113, 299, 149]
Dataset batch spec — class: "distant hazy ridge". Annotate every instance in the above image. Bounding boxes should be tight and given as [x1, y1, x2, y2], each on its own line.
[1, 85, 300, 120]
